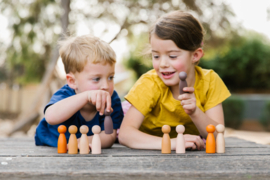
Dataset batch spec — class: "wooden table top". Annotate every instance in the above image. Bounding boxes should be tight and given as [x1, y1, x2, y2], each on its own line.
[0, 137, 270, 180]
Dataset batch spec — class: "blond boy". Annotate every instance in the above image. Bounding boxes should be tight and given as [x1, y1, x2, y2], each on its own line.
[35, 35, 124, 148]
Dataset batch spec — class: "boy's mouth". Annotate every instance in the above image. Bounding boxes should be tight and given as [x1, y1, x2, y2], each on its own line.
[161, 71, 175, 79]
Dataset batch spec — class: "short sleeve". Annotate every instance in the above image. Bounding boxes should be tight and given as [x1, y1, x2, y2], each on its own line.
[110, 91, 124, 129]
[44, 85, 75, 113]
[204, 71, 231, 111]
[125, 75, 161, 116]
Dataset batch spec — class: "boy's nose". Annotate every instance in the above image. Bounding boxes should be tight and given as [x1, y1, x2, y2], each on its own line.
[101, 81, 109, 91]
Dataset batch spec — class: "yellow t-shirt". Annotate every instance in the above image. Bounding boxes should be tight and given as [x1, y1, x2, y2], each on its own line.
[125, 66, 231, 138]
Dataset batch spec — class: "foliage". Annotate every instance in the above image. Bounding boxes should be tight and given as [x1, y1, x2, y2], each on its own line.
[200, 34, 270, 91]
[0, 0, 61, 84]
[259, 101, 270, 131]
[223, 96, 245, 129]
[0, 0, 236, 85]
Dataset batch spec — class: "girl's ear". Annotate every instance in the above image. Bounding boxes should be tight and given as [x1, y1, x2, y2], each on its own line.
[192, 48, 204, 64]
[66, 73, 77, 90]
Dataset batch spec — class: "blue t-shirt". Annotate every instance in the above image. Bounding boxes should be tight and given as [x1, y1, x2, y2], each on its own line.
[35, 84, 124, 147]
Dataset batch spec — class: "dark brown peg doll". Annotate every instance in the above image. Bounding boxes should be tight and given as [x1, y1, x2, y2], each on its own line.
[179, 72, 188, 95]
[104, 111, 113, 134]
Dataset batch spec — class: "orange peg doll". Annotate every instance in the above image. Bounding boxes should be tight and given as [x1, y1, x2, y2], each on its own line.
[161, 125, 171, 154]
[68, 125, 78, 154]
[57, 125, 67, 154]
[206, 124, 216, 153]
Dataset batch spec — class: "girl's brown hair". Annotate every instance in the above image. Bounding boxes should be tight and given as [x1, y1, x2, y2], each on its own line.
[150, 11, 204, 51]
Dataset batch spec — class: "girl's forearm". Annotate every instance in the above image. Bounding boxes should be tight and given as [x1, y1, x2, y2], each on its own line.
[189, 107, 222, 138]
[119, 126, 174, 150]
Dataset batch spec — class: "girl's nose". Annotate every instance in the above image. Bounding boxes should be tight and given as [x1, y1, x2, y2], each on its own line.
[160, 56, 169, 68]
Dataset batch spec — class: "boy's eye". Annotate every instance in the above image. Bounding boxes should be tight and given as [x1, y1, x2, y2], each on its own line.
[153, 55, 159, 59]
[170, 55, 177, 59]
[92, 78, 100, 82]
[108, 76, 114, 80]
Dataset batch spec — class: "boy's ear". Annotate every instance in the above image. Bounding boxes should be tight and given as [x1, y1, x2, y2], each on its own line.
[192, 48, 204, 64]
[66, 73, 77, 90]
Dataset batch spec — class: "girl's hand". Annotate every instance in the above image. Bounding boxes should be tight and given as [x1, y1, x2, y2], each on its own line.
[87, 90, 112, 115]
[178, 87, 197, 115]
[184, 134, 205, 151]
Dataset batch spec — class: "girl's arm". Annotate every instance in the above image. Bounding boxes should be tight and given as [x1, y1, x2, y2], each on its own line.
[179, 87, 225, 138]
[118, 105, 204, 150]
[190, 103, 224, 138]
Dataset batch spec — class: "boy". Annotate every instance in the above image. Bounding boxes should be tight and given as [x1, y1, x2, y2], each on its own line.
[35, 35, 124, 148]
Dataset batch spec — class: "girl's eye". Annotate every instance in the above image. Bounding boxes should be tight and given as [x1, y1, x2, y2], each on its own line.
[92, 78, 100, 82]
[108, 76, 114, 80]
[170, 55, 177, 59]
[153, 55, 159, 59]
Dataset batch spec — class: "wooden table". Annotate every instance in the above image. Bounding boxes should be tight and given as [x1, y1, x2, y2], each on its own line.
[0, 137, 270, 180]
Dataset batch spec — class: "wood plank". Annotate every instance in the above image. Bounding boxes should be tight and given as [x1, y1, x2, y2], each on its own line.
[1, 156, 270, 180]
[0, 137, 270, 180]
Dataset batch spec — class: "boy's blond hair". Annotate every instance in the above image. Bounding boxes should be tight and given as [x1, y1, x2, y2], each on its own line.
[58, 35, 116, 74]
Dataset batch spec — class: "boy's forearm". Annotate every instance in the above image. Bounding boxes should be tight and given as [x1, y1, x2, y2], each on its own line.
[45, 91, 88, 125]
[88, 130, 117, 148]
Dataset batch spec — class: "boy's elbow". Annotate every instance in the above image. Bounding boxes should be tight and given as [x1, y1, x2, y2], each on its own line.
[45, 113, 57, 125]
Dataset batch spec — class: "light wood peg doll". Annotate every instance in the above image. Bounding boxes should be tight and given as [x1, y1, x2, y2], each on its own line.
[216, 124, 225, 153]
[79, 125, 90, 154]
[57, 125, 67, 154]
[91, 125, 101, 154]
[176, 125, 185, 154]
[179, 71, 188, 95]
[68, 125, 78, 154]
[161, 125, 171, 154]
[104, 111, 113, 134]
[206, 124, 216, 153]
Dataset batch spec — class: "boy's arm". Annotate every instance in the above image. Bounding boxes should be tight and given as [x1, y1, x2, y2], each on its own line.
[45, 91, 89, 125]
[78, 130, 117, 149]
[45, 90, 111, 125]
[118, 105, 204, 150]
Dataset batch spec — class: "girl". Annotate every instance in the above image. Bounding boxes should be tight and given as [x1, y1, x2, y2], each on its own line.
[118, 11, 231, 150]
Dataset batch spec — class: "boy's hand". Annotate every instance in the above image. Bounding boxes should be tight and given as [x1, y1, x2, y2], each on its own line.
[178, 87, 197, 115]
[184, 134, 205, 151]
[87, 90, 112, 115]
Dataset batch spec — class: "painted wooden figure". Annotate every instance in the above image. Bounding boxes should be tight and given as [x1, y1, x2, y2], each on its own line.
[179, 71, 188, 95]
[216, 124, 225, 153]
[161, 125, 171, 154]
[176, 125, 185, 154]
[79, 125, 90, 154]
[57, 125, 67, 154]
[91, 125, 101, 154]
[104, 111, 113, 134]
[68, 125, 78, 154]
[206, 124, 216, 153]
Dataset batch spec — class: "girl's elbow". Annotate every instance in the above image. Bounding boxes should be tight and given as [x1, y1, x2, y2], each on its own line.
[118, 129, 129, 147]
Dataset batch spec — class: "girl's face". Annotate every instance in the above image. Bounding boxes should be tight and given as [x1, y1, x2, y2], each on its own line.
[150, 34, 196, 88]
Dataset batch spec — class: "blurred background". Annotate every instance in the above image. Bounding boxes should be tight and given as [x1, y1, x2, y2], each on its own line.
[0, 0, 270, 144]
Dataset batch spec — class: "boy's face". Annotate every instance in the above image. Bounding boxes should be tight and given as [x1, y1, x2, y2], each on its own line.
[73, 61, 115, 96]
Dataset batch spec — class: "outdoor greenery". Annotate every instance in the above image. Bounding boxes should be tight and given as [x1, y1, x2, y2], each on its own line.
[200, 33, 270, 91]
[259, 101, 270, 131]
[223, 97, 245, 129]
[0, 0, 235, 85]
